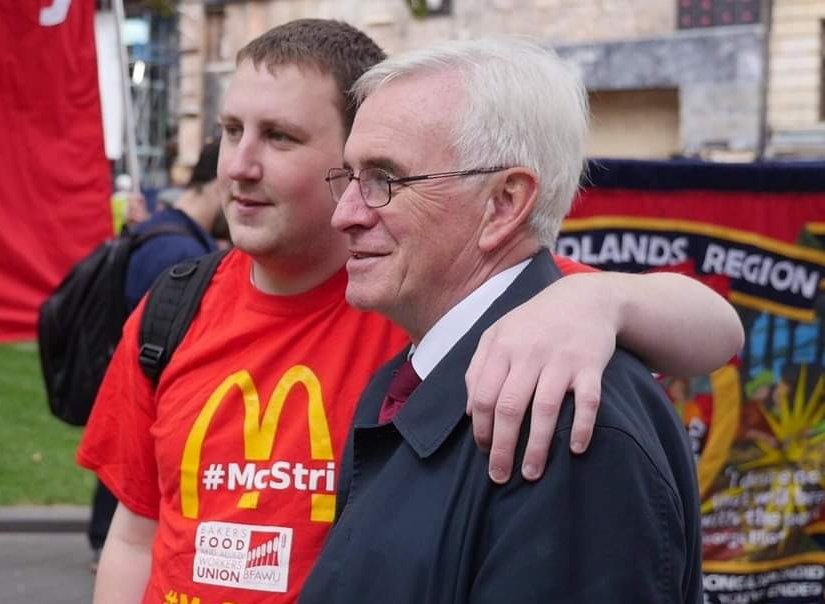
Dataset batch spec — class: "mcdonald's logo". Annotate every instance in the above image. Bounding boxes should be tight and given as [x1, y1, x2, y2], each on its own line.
[180, 365, 336, 523]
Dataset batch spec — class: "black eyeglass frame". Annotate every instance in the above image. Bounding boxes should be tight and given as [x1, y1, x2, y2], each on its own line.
[325, 166, 509, 208]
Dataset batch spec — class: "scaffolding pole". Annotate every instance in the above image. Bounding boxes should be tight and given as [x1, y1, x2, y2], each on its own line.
[112, 0, 141, 190]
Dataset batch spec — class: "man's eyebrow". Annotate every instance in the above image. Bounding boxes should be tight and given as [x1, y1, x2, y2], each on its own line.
[360, 156, 406, 176]
[258, 116, 307, 137]
[217, 113, 307, 137]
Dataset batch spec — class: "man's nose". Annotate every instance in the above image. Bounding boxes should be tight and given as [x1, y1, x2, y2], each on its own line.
[226, 139, 262, 182]
[331, 179, 374, 232]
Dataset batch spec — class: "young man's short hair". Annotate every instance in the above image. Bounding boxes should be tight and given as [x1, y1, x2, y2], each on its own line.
[237, 19, 386, 132]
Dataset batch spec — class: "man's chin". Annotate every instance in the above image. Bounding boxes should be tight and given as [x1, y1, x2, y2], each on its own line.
[227, 222, 268, 247]
[344, 284, 380, 312]
[232, 238, 266, 255]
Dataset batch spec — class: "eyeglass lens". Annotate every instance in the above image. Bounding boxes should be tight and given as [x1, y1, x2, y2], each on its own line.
[328, 168, 390, 207]
[359, 168, 389, 207]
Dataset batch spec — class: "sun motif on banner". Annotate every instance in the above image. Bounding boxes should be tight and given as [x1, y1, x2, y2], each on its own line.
[670, 363, 825, 565]
[740, 367, 825, 471]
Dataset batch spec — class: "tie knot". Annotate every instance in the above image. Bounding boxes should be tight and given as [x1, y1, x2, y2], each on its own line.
[378, 360, 421, 424]
[387, 360, 421, 402]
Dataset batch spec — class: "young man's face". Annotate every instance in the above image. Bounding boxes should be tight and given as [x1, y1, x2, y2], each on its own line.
[217, 61, 348, 266]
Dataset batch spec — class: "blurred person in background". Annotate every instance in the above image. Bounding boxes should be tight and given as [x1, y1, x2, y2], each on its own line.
[111, 173, 150, 234]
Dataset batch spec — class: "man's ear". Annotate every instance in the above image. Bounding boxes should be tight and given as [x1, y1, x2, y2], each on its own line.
[478, 168, 538, 252]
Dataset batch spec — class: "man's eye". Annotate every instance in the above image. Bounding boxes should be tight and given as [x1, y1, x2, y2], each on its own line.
[366, 173, 388, 186]
[222, 124, 242, 139]
[365, 169, 392, 182]
[267, 130, 294, 143]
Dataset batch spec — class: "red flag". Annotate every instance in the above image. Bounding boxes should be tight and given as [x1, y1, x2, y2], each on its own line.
[0, 0, 112, 341]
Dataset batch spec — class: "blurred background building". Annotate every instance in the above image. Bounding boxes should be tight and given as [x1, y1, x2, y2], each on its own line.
[115, 0, 825, 184]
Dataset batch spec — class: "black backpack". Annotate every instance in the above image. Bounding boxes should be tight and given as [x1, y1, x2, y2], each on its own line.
[37, 225, 215, 425]
[137, 249, 228, 383]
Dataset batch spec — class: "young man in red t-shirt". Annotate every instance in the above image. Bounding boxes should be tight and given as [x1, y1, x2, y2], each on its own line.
[79, 20, 743, 604]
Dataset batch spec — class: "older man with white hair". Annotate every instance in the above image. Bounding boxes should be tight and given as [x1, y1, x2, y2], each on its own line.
[302, 36, 702, 603]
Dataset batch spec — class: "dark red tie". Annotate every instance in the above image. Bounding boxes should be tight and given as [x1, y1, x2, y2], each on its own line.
[378, 360, 421, 423]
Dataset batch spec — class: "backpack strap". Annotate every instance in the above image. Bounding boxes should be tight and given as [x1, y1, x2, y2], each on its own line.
[138, 249, 230, 384]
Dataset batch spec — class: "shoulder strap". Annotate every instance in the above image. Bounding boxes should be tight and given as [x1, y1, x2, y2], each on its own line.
[138, 249, 230, 384]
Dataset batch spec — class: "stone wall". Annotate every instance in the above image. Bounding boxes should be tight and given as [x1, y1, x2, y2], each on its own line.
[175, 1, 808, 166]
[179, 0, 679, 168]
[558, 26, 765, 156]
[767, 0, 825, 156]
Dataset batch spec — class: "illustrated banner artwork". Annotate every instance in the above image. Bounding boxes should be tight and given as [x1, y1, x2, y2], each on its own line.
[561, 159, 825, 604]
[0, 0, 112, 341]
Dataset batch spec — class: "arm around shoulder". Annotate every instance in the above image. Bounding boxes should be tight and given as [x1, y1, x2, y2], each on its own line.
[465, 266, 744, 481]
[610, 270, 744, 376]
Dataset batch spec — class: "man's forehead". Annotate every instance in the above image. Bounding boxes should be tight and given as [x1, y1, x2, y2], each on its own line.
[243, 56, 335, 81]
[368, 70, 461, 107]
[222, 61, 343, 122]
[230, 59, 335, 88]
[345, 71, 462, 166]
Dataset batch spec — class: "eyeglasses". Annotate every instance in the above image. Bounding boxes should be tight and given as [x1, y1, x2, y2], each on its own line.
[325, 166, 508, 208]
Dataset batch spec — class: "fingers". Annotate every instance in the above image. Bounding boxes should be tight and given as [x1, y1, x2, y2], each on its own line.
[465, 331, 492, 415]
[485, 367, 538, 484]
[466, 305, 608, 485]
[568, 370, 601, 455]
[520, 373, 568, 481]
[466, 348, 510, 452]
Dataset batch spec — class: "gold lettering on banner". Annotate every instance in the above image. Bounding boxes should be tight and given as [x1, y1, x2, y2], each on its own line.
[180, 366, 335, 521]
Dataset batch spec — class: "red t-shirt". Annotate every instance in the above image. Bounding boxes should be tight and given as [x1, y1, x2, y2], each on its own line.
[77, 251, 590, 604]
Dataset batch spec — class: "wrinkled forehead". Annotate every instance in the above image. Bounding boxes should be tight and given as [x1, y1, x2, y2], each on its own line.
[345, 72, 465, 170]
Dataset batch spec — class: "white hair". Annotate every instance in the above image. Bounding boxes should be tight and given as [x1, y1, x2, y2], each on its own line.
[352, 36, 589, 247]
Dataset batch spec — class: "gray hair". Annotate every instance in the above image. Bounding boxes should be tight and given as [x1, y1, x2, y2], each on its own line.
[352, 37, 589, 247]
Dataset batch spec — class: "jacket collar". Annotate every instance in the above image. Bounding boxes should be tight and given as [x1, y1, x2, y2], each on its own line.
[355, 250, 562, 458]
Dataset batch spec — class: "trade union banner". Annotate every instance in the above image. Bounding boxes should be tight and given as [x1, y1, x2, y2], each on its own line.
[0, 0, 111, 341]
[562, 159, 825, 604]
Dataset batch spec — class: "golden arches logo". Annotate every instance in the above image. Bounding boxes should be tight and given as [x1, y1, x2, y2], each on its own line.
[180, 365, 335, 522]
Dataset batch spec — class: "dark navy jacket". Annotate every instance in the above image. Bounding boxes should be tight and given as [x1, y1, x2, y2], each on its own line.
[124, 208, 216, 310]
[301, 252, 702, 603]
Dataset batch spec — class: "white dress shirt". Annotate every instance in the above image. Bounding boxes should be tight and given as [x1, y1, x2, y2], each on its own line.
[411, 259, 530, 379]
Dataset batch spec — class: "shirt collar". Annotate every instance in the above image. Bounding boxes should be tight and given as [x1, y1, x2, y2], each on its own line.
[389, 252, 561, 458]
[410, 259, 530, 379]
